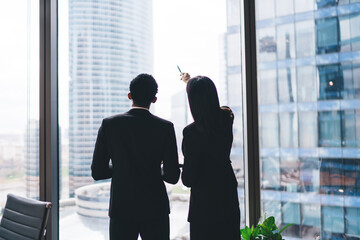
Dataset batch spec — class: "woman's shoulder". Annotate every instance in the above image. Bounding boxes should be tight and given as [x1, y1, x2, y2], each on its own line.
[220, 106, 234, 125]
[183, 122, 197, 135]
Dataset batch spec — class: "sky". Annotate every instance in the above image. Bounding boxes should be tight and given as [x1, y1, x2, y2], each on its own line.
[0, 0, 227, 134]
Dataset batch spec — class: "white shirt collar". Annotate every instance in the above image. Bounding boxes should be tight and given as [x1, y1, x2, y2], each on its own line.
[131, 106, 149, 111]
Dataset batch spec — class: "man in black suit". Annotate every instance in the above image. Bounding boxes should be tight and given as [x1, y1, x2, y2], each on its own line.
[91, 73, 180, 240]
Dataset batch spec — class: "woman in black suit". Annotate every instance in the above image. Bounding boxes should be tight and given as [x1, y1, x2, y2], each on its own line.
[181, 75, 241, 240]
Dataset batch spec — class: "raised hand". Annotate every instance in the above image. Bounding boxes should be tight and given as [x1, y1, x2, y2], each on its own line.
[180, 72, 191, 83]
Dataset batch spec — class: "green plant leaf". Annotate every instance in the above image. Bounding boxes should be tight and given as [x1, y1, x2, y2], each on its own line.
[259, 227, 273, 237]
[241, 226, 252, 240]
[279, 223, 294, 234]
[262, 216, 277, 231]
[253, 227, 260, 238]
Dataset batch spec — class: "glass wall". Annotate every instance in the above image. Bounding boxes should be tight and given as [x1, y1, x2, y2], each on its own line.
[59, 0, 245, 239]
[255, 0, 360, 238]
[0, 1, 39, 213]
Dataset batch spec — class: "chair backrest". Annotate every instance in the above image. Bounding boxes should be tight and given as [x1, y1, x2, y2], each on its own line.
[0, 194, 52, 240]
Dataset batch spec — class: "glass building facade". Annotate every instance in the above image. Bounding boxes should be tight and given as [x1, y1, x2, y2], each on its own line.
[68, 0, 153, 196]
[253, 0, 360, 238]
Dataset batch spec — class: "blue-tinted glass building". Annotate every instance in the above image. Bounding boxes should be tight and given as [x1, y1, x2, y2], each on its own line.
[225, 0, 360, 238]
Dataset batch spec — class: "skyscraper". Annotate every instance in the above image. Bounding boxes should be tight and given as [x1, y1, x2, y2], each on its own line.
[224, 0, 360, 238]
[24, 119, 39, 200]
[68, 0, 153, 196]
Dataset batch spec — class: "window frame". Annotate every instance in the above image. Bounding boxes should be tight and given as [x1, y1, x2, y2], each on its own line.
[38, 0, 262, 238]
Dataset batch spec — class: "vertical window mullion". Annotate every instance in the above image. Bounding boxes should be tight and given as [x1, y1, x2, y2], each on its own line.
[242, 0, 261, 227]
[40, 0, 59, 239]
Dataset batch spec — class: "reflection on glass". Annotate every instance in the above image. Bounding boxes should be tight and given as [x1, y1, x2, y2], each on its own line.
[316, 17, 339, 54]
[318, 64, 342, 100]
[341, 62, 354, 99]
[354, 62, 360, 98]
[279, 112, 298, 148]
[350, 13, 360, 51]
[322, 206, 345, 234]
[316, 0, 338, 8]
[296, 20, 315, 58]
[0, 1, 39, 214]
[300, 158, 320, 192]
[256, 0, 360, 239]
[256, 0, 275, 20]
[277, 67, 296, 103]
[299, 111, 318, 148]
[297, 66, 317, 102]
[257, 27, 277, 62]
[294, 0, 315, 13]
[280, 157, 300, 192]
[282, 202, 300, 225]
[259, 70, 277, 105]
[339, 15, 351, 52]
[345, 207, 360, 236]
[275, 0, 294, 17]
[260, 113, 279, 148]
[318, 111, 341, 147]
[276, 23, 296, 60]
[261, 157, 280, 190]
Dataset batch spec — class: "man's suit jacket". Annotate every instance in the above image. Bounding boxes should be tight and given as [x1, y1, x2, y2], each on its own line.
[91, 108, 180, 221]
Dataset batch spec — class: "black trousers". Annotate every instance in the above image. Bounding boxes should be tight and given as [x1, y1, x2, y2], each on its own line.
[109, 215, 170, 240]
[190, 217, 241, 240]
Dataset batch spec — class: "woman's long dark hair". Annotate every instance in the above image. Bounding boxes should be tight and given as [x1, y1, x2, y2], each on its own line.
[186, 76, 223, 135]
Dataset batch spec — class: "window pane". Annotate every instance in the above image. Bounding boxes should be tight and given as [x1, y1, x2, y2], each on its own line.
[0, 1, 40, 213]
[259, 70, 277, 105]
[59, 0, 246, 239]
[322, 206, 344, 234]
[318, 64, 342, 100]
[277, 23, 296, 60]
[316, 0, 337, 8]
[282, 202, 300, 224]
[276, 0, 294, 17]
[280, 156, 300, 191]
[339, 15, 351, 52]
[297, 66, 317, 102]
[318, 111, 341, 147]
[346, 207, 360, 236]
[257, 27, 277, 62]
[260, 113, 279, 148]
[296, 20, 316, 58]
[299, 111, 318, 148]
[316, 17, 339, 54]
[294, 0, 315, 13]
[279, 112, 298, 148]
[261, 157, 281, 190]
[278, 67, 296, 103]
[341, 62, 354, 99]
[256, 0, 275, 20]
[350, 13, 360, 51]
[342, 110, 358, 147]
[354, 61, 360, 98]
[256, 0, 360, 238]
[300, 158, 320, 192]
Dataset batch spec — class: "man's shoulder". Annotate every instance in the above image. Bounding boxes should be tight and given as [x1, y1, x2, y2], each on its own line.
[101, 112, 131, 126]
[103, 112, 128, 121]
[150, 114, 174, 127]
[102, 111, 174, 128]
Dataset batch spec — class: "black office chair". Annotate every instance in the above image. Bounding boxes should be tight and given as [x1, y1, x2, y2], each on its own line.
[0, 194, 52, 240]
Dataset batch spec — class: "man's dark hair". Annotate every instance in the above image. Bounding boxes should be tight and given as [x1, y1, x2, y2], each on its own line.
[130, 73, 158, 107]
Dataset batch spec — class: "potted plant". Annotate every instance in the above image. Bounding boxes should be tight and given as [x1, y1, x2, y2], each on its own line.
[240, 216, 293, 240]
